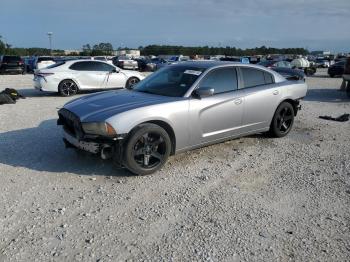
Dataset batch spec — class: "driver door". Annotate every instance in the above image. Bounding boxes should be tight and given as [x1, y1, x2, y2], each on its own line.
[189, 67, 245, 146]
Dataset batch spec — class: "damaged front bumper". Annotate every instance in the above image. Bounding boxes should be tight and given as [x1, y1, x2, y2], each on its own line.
[62, 129, 126, 166]
[57, 108, 127, 166]
[63, 130, 100, 154]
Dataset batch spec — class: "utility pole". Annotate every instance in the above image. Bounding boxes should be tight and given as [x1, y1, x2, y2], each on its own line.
[47, 32, 53, 55]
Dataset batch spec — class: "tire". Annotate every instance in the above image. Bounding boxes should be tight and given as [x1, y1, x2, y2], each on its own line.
[269, 102, 295, 138]
[123, 124, 171, 175]
[329, 74, 335, 78]
[125, 77, 140, 89]
[58, 79, 78, 97]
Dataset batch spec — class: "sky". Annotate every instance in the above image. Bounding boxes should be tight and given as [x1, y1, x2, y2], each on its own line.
[0, 0, 349, 52]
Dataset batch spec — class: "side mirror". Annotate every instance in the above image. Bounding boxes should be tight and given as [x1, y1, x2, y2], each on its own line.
[111, 68, 119, 73]
[194, 88, 214, 98]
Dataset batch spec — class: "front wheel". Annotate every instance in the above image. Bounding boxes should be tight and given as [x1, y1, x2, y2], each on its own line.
[125, 77, 140, 89]
[123, 124, 171, 175]
[58, 80, 78, 96]
[269, 102, 295, 138]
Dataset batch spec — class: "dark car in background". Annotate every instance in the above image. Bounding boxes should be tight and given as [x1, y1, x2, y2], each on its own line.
[258, 60, 305, 81]
[328, 61, 345, 77]
[258, 60, 293, 68]
[272, 67, 305, 81]
[0, 55, 25, 74]
[146, 57, 168, 71]
[133, 58, 148, 71]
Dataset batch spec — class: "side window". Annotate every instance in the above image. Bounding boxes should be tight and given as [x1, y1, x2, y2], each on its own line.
[70, 62, 90, 71]
[264, 72, 274, 84]
[96, 62, 114, 72]
[199, 68, 237, 94]
[70, 61, 113, 71]
[241, 68, 273, 88]
[69, 62, 87, 71]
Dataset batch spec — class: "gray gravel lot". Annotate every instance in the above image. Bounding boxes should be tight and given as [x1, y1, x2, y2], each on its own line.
[0, 69, 349, 261]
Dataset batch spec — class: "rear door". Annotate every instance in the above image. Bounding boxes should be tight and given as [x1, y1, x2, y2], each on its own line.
[238, 67, 282, 132]
[189, 67, 245, 146]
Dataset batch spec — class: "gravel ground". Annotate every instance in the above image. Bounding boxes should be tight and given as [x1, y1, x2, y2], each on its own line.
[0, 69, 349, 261]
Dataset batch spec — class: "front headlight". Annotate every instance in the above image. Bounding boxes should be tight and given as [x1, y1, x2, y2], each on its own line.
[82, 122, 116, 137]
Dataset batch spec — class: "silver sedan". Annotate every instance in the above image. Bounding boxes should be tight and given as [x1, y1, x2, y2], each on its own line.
[58, 61, 307, 175]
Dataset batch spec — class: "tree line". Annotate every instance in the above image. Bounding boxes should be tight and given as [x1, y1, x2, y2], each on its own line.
[1, 36, 309, 57]
[140, 45, 309, 56]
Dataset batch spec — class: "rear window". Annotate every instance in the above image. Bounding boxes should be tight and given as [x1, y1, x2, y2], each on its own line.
[241, 67, 274, 88]
[46, 62, 65, 69]
[38, 57, 54, 62]
[3, 56, 21, 63]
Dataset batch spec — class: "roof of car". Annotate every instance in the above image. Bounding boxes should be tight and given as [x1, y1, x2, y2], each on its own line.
[170, 60, 286, 83]
[170, 60, 240, 69]
[170, 60, 274, 70]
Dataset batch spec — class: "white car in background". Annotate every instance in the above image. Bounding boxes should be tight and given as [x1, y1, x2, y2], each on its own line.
[33, 60, 144, 96]
[34, 56, 56, 70]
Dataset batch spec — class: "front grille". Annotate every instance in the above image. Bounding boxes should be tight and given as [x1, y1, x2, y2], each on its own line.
[57, 108, 84, 139]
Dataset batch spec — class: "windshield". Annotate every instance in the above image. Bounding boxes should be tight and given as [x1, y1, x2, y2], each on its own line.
[133, 65, 205, 97]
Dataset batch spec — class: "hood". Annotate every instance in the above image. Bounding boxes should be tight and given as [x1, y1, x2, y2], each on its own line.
[63, 89, 178, 122]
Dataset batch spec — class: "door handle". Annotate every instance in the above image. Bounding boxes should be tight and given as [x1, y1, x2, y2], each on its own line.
[234, 98, 242, 105]
[273, 90, 279, 95]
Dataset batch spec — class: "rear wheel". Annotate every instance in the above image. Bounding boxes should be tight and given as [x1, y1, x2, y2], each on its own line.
[269, 102, 295, 138]
[125, 77, 140, 89]
[58, 80, 78, 96]
[124, 124, 171, 175]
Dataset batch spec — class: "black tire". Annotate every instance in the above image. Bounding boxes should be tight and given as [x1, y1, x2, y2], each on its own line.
[269, 102, 295, 138]
[329, 74, 335, 78]
[58, 79, 78, 96]
[125, 77, 140, 89]
[123, 124, 171, 175]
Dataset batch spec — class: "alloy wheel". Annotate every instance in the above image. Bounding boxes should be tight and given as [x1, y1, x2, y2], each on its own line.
[61, 81, 78, 96]
[277, 107, 293, 133]
[132, 132, 166, 168]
